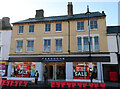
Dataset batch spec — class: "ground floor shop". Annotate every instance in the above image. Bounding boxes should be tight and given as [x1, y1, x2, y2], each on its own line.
[7, 62, 104, 82]
[7, 54, 110, 82]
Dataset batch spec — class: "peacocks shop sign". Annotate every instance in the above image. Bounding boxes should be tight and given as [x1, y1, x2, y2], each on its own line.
[73, 66, 89, 79]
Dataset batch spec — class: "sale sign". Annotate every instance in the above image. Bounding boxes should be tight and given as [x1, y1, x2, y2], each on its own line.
[16, 63, 30, 77]
[73, 66, 89, 79]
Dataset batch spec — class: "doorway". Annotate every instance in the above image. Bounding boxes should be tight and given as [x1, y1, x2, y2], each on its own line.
[44, 62, 66, 80]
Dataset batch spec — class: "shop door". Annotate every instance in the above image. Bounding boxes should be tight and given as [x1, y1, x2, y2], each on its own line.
[46, 63, 65, 80]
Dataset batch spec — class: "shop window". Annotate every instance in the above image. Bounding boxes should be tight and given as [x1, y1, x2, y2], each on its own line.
[11, 62, 35, 77]
[73, 62, 97, 79]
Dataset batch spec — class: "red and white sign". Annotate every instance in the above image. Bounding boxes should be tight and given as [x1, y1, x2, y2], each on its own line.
[73, 66, 89, 79]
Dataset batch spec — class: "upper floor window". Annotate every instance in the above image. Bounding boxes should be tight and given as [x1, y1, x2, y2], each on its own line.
[44, 39, 51, 52]
[90, 20, 98, 30]
[83, 37, 93, 51]
[16, 40, 23, 52]
[55, 39, 62, 52]
[29, 25, 34, 33]
[0, 47, 1, 55]
[56, 23, 62, 32]
[26, 40, 34, 52]
[45, 24, 51, 32]
[94, 37, 99, 51]
[77, 21, 84, 31]
[18, 26, 24, 34]
[77, 37, 82, 51]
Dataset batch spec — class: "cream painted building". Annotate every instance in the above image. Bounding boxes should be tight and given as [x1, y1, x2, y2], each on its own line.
[8, 2, 110, 82]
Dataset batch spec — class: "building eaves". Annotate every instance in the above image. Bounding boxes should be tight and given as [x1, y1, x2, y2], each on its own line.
[13, 12, 106, 24]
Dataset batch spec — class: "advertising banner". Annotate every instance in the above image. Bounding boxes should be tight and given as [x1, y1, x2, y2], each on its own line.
[73, 66, 89, 79]
[16, 63, 30, 77]
[0, 61, 8, 76]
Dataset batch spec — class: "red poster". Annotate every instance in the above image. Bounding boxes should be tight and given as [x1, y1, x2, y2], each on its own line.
[73, 66, 89, 79]
[16, 63, 30, 77]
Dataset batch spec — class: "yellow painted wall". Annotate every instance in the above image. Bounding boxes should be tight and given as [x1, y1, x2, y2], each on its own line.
[10, 17, 108, 55]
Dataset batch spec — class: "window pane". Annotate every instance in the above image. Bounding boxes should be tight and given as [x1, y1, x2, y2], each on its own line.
[44, 40, 51, 52]
[55, 39, 62, 51]
[56, 23, 62, 31]
[77, 21, 84, 31]
[90, 20, 97, 29]
[45, 24, 51, 32]
[19, 26, 24, 34]
[27, 40, 34, 52]
[84, 37, 89, 51]
[77, 38, 82, 51]
[16, 41, 23, 52]
[94, 37, 99, 51]
[29, 25, 34, 33]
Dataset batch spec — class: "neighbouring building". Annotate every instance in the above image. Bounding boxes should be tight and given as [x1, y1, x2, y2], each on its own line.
[106, 26, 120, 82]
[0, 17, 12, 77]
[8, 2, 110, 82]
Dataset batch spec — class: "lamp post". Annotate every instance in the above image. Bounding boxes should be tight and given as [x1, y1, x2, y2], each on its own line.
[85, 5, 92, 83]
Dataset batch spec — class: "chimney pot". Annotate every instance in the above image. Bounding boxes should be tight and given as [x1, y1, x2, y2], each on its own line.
[102, 11, 105, 14]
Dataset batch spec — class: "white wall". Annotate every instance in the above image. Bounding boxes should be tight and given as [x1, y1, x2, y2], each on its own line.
[0, 30, 11, 60]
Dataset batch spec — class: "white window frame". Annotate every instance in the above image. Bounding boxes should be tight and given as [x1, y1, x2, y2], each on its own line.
[77, 21, 84, 31]
[55, 39, 62, 52]
[29, 25, 34, 33]
[16, 40, 23, 53]
[26, 40, 34, 52]
[44, 39, 51, 52]
[45, 24, 51, 32]
[76, 34, 99, 52]
[56, 23, 62, 32]
[18, 26, 24, 34]
[90, 20, 98, 30]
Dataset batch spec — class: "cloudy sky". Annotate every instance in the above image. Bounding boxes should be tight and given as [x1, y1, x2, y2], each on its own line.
[0, 0, 119, 26]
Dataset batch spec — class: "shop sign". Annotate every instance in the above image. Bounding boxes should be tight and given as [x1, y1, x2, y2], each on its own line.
[73, 66, 89, 79]
[16, 63, 30, 77]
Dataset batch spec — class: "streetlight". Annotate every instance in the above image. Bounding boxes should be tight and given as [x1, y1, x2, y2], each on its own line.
[85, 5, 93, 83]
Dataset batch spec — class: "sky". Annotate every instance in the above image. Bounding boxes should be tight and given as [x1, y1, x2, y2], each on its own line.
[0, 0, 119, 26]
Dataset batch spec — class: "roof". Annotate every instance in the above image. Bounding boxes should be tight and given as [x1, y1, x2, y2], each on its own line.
[107, 26, 120, 34]
[13, 12, 106, 24]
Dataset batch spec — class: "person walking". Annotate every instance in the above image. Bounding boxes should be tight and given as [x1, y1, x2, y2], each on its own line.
[43, 67, 48, 85]
[35, 70, 39, 85]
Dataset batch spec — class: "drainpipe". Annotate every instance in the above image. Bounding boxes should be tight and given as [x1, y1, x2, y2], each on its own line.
[68, 21, 70, 54]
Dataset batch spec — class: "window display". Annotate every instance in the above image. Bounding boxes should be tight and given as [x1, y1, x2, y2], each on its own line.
[11, 62, 35, 77]
[73, 62, 97, 79]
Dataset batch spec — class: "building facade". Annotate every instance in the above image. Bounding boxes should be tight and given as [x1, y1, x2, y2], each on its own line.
[8, 2, 110, 82]
[106, 26, 120, 82]
[0, 17, 12, 77]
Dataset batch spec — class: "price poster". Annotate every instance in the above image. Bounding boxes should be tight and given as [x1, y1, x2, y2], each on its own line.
[73, 66, 89, 79]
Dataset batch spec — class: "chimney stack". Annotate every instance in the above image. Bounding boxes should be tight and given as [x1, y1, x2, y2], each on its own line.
[35, 9, 44, 18]
[67, 2, 73, 16]
[102, 11, 105, 15]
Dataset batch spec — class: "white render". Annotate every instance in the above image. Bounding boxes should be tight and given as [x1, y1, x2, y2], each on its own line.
[0, 30, 12, 61]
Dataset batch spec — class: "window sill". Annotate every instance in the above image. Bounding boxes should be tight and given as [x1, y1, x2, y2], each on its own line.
[90, 29, 98, 30]
[55, 31, 62, 32]
[43, 51, 51, 53]
[44, 31, 51, 33]
[18, 33, 23, 35]
[26, 51, 34, 53]
[28, 32, 34, 33]
[55, 51, 63, 53]
[76, 30, 85, 32]
[15, 51, 23, 53]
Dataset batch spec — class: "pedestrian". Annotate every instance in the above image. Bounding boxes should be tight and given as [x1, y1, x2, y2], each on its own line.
[90, 71, 94, 83]
[35, 70, 39, 85]
[43, 67, 48, 85]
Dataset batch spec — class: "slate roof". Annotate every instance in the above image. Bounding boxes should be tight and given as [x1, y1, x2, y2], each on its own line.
[107, 26, 120, 34]
[13, 12, 105, 24]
